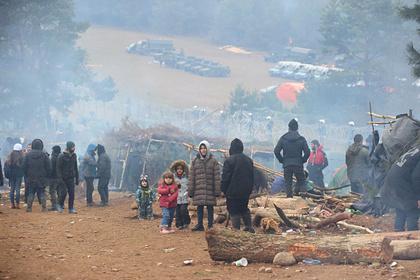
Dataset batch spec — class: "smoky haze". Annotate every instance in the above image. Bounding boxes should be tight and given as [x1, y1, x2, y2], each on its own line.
[1, 0, 419, 178]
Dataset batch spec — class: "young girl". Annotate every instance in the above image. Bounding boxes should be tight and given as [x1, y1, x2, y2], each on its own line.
[136, 175, 155, 220]
[158, 171, 179, 234]
[170, 160, 191, 229]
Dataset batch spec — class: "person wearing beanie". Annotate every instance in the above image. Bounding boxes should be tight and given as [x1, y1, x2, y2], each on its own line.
[82, 144, 97, 207]
[307, 139, 328, 188]
[274, 119, 310, 198]
[57, 141, 79, 213]
[188, 140, 221, 231]
[222, 138, 255, 233]
[345, 134, 370, 194]
[4, 143, 24, 208]
[96, 144, 111, 206]
[48, 145, 62, 211]
[22, 139, 51, 212]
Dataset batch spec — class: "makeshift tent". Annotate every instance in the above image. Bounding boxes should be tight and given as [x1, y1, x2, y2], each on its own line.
[276, 82, 305, 106]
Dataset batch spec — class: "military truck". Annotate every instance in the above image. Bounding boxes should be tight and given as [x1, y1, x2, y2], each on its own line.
[127, 39, 174, 56]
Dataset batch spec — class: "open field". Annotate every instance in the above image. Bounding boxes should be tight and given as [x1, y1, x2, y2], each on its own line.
[78, 26, 283, 109]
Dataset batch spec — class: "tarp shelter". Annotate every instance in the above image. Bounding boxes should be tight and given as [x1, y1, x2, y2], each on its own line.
[276, 82, 305, 106]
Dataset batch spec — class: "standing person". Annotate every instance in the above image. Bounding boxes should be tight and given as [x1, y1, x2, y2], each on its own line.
[188, 140, 221, 231]
[22, 143, 32, 205]
[48, 145, 61, 211]
[4, 144, 24, 209]
[221, 138, 255, 233]
[381, 146, 420, 231]
[170, 160, 191, 229]
[0, 157, 3, 188]
[136, 175, 155, 220]
[274, 119, 310, 198]
[22, 139, 51, 212]
[345, 134, 370, 194]
[307, 139, 328, 188]
[96, 144, 111, 207]
[158, 171, 178, 234]
[82, 144, 97, 207]
[57, 141, 79, 214]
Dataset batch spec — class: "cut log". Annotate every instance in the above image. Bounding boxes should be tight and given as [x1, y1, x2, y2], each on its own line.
[254, 196, 309, 211]
[390, 240, 420, 260]
[337, 221, 374, 234]
[206, 228, 420, 264]
[313, 212, 352, 229]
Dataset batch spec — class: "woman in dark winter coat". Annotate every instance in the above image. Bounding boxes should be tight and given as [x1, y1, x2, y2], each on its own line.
[4, 144, 24, 208]
[188, 140, 221, 231]
[307, 139, 328, 188]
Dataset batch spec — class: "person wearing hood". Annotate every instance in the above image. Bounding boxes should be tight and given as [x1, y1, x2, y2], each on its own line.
[345, 134, 370, 194]
[22, 139, 51, 212]
[274, 119, 310, 198]
[170, 160, 191, 229]
[307, 139, 328, 188]
[188, 140, 221, 231]
[96, 144, 111, 206]
[221, 138, 255, 233]
[82, 144, 97, 207]
[380, 146, 420, 231]
[48, 145, 62, 211]
[57, 141, 79, 214]
[4, 143, 24, 209]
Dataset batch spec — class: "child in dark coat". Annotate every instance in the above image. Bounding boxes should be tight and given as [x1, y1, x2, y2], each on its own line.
[136, 175, 155, 220]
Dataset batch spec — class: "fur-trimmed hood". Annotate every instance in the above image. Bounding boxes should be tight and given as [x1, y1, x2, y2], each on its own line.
[170, 160, 189, 177]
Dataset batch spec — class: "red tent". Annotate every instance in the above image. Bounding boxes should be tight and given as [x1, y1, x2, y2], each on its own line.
[276, 82, 305, 105]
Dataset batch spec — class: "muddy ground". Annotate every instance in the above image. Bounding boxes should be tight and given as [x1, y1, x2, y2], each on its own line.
[1, 192, 420, 280]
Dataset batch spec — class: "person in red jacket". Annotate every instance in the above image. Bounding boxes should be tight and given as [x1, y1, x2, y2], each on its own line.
[307, 139, 328, 188]
[158, 171, 179, 234]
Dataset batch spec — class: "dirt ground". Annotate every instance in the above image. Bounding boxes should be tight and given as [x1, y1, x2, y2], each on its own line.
[78, 26, 284, 109]
[1, 192, 420, 280]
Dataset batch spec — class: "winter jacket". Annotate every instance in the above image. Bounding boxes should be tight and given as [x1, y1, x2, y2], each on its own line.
[170, 160, 189, 204]
[307, 146, 328, 187]
[0, 159, 3, 186]
[50, 150, 60, 179]
[57, 151, 79, 183]
[188, 153, 221, 206]
[158, 183, 178, 208]
[345, 143, 370, 183]
[381, 146, 420, 211]
[22, 139, 51, 186]
[136, 186, 155, 207]
[221, 138, 254, 200]
[97, 145, 111, 179]
[4, 152, 24, 179]
[274, 131, 310, 167]
[82, 144, 97, 178]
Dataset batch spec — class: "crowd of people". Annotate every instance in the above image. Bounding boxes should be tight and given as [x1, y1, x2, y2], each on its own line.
[1, 118, 419, 234]
[0, 139, 111, 214]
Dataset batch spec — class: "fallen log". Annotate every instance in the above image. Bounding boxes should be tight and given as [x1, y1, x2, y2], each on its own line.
[337, 221, 374, 234]
[205, 228, 420, 264]
[313, 212, 352, 229]
[255, 196, 309, 211]
[390, 240, 420, 260]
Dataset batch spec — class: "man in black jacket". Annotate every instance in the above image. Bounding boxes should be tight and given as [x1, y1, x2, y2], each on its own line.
[48, 145, 61, 211]
[274, 119, 310, 198]
[57, 141, 79, 214]
[381, 146, 420, 231]
[221, 138, 255, 233]
[96, 144, 111, 206]
[22, 139, 51, 212]
[0, 158, 3, 187]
